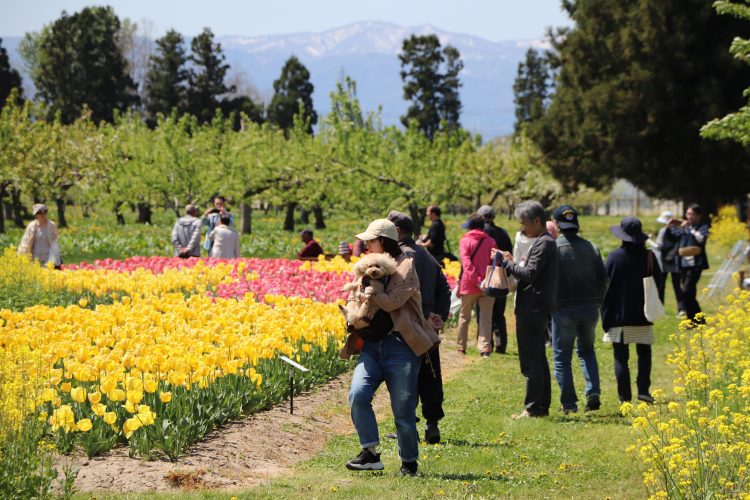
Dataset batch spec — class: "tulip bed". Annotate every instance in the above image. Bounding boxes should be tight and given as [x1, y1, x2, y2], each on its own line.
[0, 252, 367, 464]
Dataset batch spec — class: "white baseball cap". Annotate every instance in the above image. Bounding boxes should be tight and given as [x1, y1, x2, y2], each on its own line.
[656, 211, 674, 224]
[355, 219, 398, 242]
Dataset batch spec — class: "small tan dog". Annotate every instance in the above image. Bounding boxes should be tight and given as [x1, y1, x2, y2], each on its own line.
[340, 252, 398, 330]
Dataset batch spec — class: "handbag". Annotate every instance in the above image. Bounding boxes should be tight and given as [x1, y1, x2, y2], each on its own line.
[643, 251, 665, 322]
[480, 253, 510, 297]
[678, 245, 701, 257]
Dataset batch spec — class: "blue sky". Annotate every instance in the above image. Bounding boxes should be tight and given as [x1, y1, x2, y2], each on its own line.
[1, 0, 571, 40]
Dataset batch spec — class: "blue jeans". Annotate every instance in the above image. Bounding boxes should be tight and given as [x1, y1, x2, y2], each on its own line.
[349, 333, 421, 462]
[551, 305, 601, 410]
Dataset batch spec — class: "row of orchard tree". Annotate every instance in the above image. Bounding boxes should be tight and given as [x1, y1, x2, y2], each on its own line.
[0, 80, 564, 234]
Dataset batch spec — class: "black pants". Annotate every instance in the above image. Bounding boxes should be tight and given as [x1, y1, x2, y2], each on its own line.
[476, 295, 508, 353]
[657, 270, 683, 312]
[516, 313, 551, 415]
[680, 268, 703, 322]
[418, 346, 444, 424]
[612, 342, 651, 402]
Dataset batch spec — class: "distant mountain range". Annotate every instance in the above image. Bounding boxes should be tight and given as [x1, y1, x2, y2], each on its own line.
[3, 21, 550, 138]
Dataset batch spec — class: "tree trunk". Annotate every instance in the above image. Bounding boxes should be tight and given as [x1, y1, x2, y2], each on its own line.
[283, 202, 297, 231]
[313, 206, 326, 229]
[408, 202, 422, 238]
[240, 202, 252, 235]
[300, 208, 310, 225]
[82, 203, 91, 218]
[136, 202, 152, 224]
[114, 201, 126, 225]
[55, 198, 67, 228]
[11, 188, 24, 228]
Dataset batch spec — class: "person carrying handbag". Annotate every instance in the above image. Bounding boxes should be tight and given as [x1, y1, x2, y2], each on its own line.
[676, 204, 709, 323]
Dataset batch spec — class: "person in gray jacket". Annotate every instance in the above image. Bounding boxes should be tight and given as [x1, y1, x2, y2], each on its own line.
[551, 205, 608, 413]
[171, 204, 202, 258]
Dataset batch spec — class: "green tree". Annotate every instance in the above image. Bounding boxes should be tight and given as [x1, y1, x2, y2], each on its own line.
[187, 28, 234, 124]
[0, 38, 23, 106]
[20, 6, 138, 124]
[145, 29, 189, 123]
[267, 56, 317, 134]
[399, 34, 463, 139]
[532, 0, 750, 205]
[513, 48, 549, 134]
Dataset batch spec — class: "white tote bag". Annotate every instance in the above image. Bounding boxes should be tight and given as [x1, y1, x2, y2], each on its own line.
[643, 251, 665, 322]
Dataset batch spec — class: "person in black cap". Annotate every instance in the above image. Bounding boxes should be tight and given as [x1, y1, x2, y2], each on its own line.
[477, 205, 513, 354]
[551, 205, 608, 413]
[387, 210, 451, 444]
[602, 217, 663, 404]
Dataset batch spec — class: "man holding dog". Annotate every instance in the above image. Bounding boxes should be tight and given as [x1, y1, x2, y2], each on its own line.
[388, 210, 451, 444]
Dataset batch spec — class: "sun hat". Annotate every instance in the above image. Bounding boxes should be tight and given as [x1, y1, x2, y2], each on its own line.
[553, 205, 579, 230]
[386, 210, 415, 234]
[32, 203, 48, 216]
[656, 210, 674, 224]
[355, 219, 398, 242]
[609, 216, 648, 244]
[477, 205, 495, 218]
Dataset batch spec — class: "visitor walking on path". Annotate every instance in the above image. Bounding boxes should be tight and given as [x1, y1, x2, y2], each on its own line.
[341, 219, 440, 476]
[497, 201, 557, 418]
[551, 205, 607, 414]
[208, 214, 240, 259]
[456, 213, 497, 357]
[652, 211, 684, 316]
[676, 204, 709, 323]
[602, 217, 663, 404]
[388, 210, 451, 444]
[478, 205, 513, 354]
[18, 203, 61, 268]
[171, 204, 202, 258]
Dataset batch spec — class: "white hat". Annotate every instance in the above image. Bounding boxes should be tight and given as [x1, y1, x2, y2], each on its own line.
[656, 211, 674, 224]
[33, 203, 48, 215]
[355, 219, 398, 242]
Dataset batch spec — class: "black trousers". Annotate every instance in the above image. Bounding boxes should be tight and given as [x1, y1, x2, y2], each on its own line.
[475, 294, 508, 353]
[418, 346, 444, 424]
[657, 270, 683, 312]
[612, 342, 651, 402]
[680, 268, 703, 322]
[516, 313, 551, 415]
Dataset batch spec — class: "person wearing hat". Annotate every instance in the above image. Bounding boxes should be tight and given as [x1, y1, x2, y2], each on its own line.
[457, 213, 497, 357]
[478, 205, 513, 354]
[18, 203, 61, 267]
[171, 204, 203, 258]
[342, 218, 440, 476]
[602, 217, 663, 404]
[297, 228, 324, 260]
[387, 210, 451, 444]
[653, 210, 684, 316]
[551, 205, 607, 413]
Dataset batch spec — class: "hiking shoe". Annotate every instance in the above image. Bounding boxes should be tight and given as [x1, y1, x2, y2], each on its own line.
[480, 351, 490, 359]
[400, 461, 418, 476]
[560, 406, 578, 415]
[346, 449, 384, 471]
[425, 423, 441, 444]
[584, 395, 601, 412]
[637, 393, 655, 404]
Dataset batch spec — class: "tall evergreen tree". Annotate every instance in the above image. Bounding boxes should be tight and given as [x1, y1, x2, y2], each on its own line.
[187, 28, 234, 124]
[0, 38, 23, 106]
[144, 29, 188, 122]
[513, 48, 549, 134]
[19, 6, 138, 123]
[267, 55, 317, 134]
[399, 34, 463, 139]
[531, 0, 750, 204]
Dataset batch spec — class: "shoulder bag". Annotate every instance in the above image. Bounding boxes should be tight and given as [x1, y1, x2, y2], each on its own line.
[643, 251, 665, 322]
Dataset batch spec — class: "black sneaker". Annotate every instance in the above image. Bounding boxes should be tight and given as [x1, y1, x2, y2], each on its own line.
[638, 393, 655, 404]
[584, 395, 601, 412]
[346, 449, 384, 471]
[400, 461, 418, 476]
[425, 423, 441, 444]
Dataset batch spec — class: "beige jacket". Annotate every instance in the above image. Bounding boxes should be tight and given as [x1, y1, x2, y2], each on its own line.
[18, 219, 59, 264]
[208, 225, 241, 259]
[340, 253, 440, 359]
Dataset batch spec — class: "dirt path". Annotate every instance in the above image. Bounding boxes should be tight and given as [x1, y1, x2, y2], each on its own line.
[67, 341, 477, 493]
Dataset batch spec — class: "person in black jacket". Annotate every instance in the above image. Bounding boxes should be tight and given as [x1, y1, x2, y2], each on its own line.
[676, 204, 710, 323]
[388, 210, 451, 444]
[478, 205, 513, 354]
[602, 217, 663, 404]
[497, 201, 558, 419]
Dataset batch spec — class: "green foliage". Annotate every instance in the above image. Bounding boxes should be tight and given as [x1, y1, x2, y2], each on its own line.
[513, 48, 549, 134]
[0, 38, 23, 106]
[145, 30, 189, 123]
[0, 416, 58, 499]
[702, 0, 750, 146]
[532, 0, 750, 203]
[20, 6, 138, 124]
[187, 28, 234, 125]
[267, 56, 317, 134]
[399, 34, 463, 139]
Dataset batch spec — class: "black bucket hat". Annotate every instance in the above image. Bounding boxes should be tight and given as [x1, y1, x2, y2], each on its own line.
[609, 216, 648, 244]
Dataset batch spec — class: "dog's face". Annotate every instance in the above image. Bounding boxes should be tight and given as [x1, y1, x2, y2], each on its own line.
[352, 252, 398, 280]
[364, 263, 388, 280]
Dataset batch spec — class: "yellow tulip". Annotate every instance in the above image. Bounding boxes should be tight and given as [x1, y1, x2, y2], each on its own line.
[70, 386, 86, 403]
[103, 412, 117, 425]
[88, 391, 101, 404]
[144, 380, 158, 393]
[60, 382, 72, 393]
[126, 390, 143, 405]
[91, 402, 106, 417]
[76, 418, 93, 432]
[159, 391, 172, 403]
